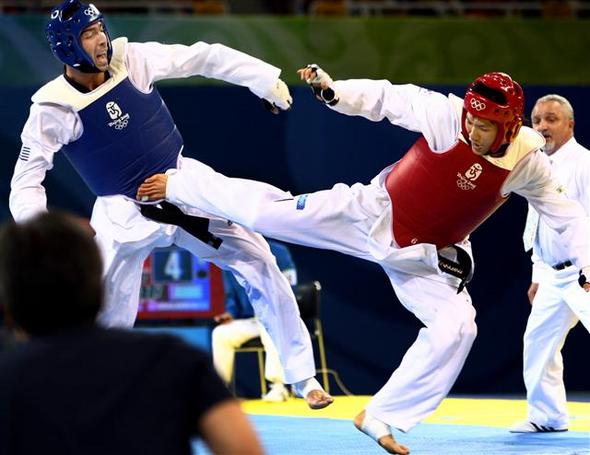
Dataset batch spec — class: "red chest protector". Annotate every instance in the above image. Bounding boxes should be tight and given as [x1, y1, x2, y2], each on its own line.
[385, 137, 510, 249]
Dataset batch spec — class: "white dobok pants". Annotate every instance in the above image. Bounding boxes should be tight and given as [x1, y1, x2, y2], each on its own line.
[524, 264, 590, 428]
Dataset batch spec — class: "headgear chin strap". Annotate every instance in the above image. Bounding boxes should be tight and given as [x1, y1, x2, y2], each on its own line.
[45, 0, 112, 73]
[461, 72, 524, 155]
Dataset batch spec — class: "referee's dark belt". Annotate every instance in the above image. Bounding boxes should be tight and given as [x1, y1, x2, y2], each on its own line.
[140, 201, 223, 250]
[552, 260, 573, 270]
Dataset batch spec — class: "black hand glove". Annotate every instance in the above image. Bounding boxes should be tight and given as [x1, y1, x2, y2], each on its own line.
[579, 268, 589, 288]
[304, 64, 339, 106]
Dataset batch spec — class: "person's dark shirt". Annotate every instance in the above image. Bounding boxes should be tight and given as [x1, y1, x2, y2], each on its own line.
[0, 327, 231, 455]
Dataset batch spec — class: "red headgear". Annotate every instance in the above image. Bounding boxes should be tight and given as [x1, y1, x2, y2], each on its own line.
[461, 72, 524, 154]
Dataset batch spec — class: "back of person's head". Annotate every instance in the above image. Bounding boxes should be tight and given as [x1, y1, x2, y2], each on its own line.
[0, 212, 103, 336]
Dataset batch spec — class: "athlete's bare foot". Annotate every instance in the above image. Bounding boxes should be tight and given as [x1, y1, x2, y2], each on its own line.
[353, 410, 410, 455]
[305, 389, 334, 410]
[293, 377, 334, 410]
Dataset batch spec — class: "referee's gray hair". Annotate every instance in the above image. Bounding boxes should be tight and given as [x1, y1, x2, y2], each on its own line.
[534, 94, 574, 120]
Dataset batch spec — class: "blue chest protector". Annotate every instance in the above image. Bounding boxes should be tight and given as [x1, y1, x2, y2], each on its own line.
[61, 77, 183, 199]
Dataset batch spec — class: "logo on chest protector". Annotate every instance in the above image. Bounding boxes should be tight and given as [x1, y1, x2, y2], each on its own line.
[456, 163, 483, 191]
[106, 101, 130, 130]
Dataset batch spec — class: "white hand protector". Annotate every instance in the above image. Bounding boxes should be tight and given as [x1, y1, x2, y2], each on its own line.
[263, 79, 293, 114]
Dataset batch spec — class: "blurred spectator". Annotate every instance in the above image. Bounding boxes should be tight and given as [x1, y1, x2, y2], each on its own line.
[264, 0, 298, 14]
[541, 0, 573, 17]
[0, 0, 588, 16]
[308, 0, 347, 15]
[0, 211, 264, 455]
[192, 0, 226, 14]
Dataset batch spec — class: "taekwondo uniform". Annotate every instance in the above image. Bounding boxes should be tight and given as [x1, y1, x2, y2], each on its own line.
[10, 38, 315, 384]
[163, 80, 590, 431]
[521, 136, 590, 430]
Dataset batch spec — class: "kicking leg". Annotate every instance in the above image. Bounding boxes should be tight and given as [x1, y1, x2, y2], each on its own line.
[140, 158, 379, 260]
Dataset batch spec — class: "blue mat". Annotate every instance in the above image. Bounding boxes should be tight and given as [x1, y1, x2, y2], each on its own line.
[194, 415, 590, 454]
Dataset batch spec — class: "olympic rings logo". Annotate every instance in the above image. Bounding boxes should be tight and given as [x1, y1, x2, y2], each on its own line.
[457, 179, 472, 190]
[456, 171, 476, 191]
[114, 119, 129, 130]
[84, 5, 99, 16]
[470, 98, 486, 112]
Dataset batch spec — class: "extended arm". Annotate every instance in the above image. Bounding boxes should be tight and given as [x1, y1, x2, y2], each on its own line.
[126, 40, 291, 111]
[297, 64, 459, 151]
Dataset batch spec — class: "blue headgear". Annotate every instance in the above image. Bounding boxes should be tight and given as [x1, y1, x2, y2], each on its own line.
[45, 0, 112, 73]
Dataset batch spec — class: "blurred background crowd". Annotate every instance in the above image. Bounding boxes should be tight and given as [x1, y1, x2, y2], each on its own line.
[1, 0, 589, 18]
